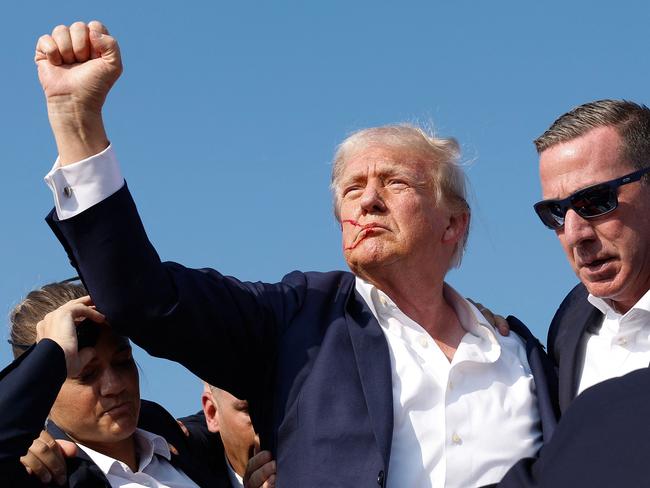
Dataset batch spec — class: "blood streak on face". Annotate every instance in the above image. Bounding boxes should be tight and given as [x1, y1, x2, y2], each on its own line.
[342, 219, 381, 250]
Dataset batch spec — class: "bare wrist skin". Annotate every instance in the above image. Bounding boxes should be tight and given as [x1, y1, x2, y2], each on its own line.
[47, 96, 109, 164]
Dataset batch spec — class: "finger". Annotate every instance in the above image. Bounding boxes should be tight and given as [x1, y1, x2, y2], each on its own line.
[64, 302, 106, 324]
[176, 419, 190, 437]
[55, 439, 77, 458]
[35, 34, 62, 65]
[51, 25, 75, 65]
[20, 452, 52, 484]
[245, 461, 277, 488]
[495, 315, 510, 336]
[263, 474, 276, 488]
[88, 20, 109, 35]
[69, 22, 91, 63]
[32, 432, 68, 484]
[88, 29, 122, 70]
[246, 450, 273, 477]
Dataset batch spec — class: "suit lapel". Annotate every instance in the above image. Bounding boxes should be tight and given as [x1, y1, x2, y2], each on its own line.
[507, 316, 559, 442]
[344, 287, 394, 469]
[558, 305, 602, 411]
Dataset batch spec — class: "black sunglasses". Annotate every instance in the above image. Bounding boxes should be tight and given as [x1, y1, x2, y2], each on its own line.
[534, 166, 650, 230]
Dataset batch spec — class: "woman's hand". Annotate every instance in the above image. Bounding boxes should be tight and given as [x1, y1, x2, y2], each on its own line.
[35, 296, 105, 377]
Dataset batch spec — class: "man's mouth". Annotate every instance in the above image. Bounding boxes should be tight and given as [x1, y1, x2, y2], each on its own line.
[580, 256, 615, 273]
[342, 220, 384, 250]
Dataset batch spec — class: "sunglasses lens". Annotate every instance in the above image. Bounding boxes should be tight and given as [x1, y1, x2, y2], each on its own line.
[572, 185, 617, 218]
[534, 201, 565, 229]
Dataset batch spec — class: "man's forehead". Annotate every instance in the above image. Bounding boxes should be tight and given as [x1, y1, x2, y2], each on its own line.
[539, 126, 630, 197]
[342, 145, 428, 175]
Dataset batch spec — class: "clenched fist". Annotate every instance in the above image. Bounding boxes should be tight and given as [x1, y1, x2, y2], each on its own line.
[35, 21, 121, 164]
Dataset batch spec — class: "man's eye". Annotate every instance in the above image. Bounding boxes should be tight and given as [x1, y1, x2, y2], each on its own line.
[387, 180, 408, 189]
[343, 186, 362, 197]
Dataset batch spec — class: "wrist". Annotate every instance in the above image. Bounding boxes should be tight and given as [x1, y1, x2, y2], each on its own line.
[47, 97, 109, 164]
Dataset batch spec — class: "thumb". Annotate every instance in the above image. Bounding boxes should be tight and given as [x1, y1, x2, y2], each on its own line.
[89, 29, 121, 67]
[56, 440, 78, 458]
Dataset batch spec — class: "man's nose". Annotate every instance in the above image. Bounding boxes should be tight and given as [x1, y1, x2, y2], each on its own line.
[359, 183, 386, 214]
[561, 209, 597, 246]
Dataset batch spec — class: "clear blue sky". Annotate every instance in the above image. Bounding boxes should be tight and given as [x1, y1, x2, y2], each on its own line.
[3, 0, 650, 417]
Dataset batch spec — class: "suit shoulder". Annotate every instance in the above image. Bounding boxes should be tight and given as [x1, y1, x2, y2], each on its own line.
[280, 270, 355, 297]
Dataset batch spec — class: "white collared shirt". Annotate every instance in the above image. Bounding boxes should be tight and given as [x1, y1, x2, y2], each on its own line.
[356, 278, 542, 488]
[578, 289, 650, 395]
[225, 453, 245, 488]
[75, 428, 199, 488]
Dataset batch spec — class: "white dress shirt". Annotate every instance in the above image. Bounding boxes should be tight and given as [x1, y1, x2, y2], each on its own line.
[45, 147, 543, 488]
[76, 428, 199, 488]
[225, 454, 245, 488]
[356, 278, 542, 488]
[578, 289, 650, 395]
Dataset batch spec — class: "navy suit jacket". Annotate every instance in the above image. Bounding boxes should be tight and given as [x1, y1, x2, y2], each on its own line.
[0, 340, 229, 487]
[547, 283, 602, 413]
[47, 185, 559, 487]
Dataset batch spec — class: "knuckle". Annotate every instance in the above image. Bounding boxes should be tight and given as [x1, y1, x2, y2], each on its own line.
[52, 24, 68, 34]
[32, 440, 49, 455]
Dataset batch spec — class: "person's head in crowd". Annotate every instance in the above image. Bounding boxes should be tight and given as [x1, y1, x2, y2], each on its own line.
[534, 99, 650, 312]
[9, 281, 140, 462]
[202, 383, 257, 478]
[330, 124, 471, 284]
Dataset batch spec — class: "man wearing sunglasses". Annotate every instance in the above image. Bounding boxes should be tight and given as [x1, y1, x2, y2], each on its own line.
[533, 99, 650, 413]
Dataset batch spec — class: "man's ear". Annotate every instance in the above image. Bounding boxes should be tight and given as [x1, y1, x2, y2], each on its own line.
[201, 390, 220, 433]
[442, 211, 469, 244]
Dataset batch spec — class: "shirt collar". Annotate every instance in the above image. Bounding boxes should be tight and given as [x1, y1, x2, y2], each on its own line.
[354, 277, 501, 363]
[225, 453, 245, 488]
[588, 288, 650, 319]
[76, 428, 171, 475]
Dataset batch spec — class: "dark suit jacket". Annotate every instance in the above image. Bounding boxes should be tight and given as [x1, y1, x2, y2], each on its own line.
[0, 339, 229, 487]
[547, 283, 602, 413]
[47, 185, 559, 487]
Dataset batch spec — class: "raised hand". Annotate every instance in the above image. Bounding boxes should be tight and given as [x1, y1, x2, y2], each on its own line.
[34, 21, 121, 164]
[35, 296, 106, 377]
[35, 21, 121, 113]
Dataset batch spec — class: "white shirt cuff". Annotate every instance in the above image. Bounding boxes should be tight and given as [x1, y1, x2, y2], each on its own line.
[44, 144, 124, 220]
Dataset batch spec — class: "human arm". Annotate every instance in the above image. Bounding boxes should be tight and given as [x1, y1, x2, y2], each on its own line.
[37, 21, 301, 406]
[0, 298, 103, 484]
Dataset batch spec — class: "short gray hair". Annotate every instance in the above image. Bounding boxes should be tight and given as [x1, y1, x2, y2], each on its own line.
[330, 124, 470, 268]
[534, 99, 650, 180]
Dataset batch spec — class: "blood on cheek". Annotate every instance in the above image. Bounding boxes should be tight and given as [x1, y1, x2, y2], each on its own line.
[342, 219, 378, 251]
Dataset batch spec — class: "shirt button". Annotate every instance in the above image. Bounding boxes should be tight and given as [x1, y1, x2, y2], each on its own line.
[379, 296, 388, 306]
[617, 337, 628, 346]
[418, 335, 429, 348]
[448, 381, 453, 390]
[452, 433, 462, 444]
[63, 186, 73, 198]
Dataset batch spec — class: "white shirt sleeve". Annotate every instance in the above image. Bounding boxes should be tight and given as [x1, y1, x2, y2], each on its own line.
[43, 144, 124, 220]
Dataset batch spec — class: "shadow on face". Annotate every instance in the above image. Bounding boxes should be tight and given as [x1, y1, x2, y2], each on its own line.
[49, 327, 140, 451]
